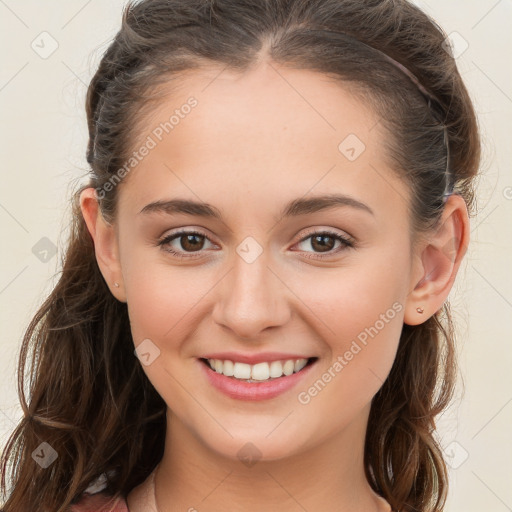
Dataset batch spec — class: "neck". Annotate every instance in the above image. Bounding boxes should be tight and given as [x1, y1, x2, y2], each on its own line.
[145, 404, 389, 512]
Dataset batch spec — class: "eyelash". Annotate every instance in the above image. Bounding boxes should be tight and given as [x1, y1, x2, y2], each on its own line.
[157, 229, 355, 260]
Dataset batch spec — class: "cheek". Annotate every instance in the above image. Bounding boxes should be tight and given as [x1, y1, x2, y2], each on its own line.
[120, 237, 214, 341]
[122, 258, 213, 414]
[300, 248, 408, 344]
[294, 255, 408, 420]
[125, 266, 211, 344]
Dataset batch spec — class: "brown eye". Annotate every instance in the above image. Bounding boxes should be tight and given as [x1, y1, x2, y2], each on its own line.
[179, 233, 205, 252]
[158, 230, 216, 258]
[295, 230, 354, 259]
[310, 234, 336, 252]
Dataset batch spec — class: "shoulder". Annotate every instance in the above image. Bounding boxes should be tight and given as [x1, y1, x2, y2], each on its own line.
[69, 491, 129, 512]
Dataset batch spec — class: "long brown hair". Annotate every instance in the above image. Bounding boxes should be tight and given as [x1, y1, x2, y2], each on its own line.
[0, 1, 480, 511]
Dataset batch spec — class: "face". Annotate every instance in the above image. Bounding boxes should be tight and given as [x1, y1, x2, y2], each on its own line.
[112, 61, 419, 461]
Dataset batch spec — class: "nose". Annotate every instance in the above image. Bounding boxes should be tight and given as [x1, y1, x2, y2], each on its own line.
[211, 252, 291, 340]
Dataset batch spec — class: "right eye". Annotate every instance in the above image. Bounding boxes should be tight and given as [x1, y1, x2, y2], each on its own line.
[157, 230, 217, 259]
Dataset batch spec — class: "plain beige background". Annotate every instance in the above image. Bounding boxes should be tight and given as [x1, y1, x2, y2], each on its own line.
[0, 0, 511, 510]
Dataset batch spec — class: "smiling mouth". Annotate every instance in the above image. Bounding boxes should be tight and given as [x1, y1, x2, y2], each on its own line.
[199, 357, 318, 383]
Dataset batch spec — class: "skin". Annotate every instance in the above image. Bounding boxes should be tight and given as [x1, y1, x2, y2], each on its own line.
[81, 57, 469, 512]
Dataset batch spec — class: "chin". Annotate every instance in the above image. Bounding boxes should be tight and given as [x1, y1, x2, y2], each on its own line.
[193, 421, 313, 465]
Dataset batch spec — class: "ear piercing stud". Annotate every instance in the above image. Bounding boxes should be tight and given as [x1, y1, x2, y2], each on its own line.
[416, 307, 424, 314]
[114, 282, 120, 288]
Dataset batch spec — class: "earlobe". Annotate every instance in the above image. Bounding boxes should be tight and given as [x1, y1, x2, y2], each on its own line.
[404, 194, 469, 326]
[79, 188, 126, 302]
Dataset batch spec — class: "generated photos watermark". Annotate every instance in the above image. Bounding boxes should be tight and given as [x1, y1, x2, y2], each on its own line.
[297, 301, 403, 405]
[95, 96, 198, 200]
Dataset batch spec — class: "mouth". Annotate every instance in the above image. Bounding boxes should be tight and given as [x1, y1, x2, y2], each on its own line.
[199, 356, 318, 383]
[197, 355, 318, 401]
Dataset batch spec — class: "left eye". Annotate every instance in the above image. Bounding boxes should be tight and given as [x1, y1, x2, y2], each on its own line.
[157, 229, 354, 259]
[294, 230, 354, 259]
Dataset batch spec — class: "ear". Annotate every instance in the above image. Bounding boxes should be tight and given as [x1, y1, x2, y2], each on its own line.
[80, 188, 126, 302]
[404, 194, 469, 325]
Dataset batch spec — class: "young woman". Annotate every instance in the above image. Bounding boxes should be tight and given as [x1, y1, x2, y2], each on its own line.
[0, 0, 481, 511]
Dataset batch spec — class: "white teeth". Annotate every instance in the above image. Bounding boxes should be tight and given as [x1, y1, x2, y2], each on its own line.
[269, 361, 283, 378]
[223, 359, 234, 376]
[205, 357, 311, 381]
[233, 362, 251, 379]
[251, 362, 270, 381]
[294, 359, 308, 372]
[283, 360, 294, 376]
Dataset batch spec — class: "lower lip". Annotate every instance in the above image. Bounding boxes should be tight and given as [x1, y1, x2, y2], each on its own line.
[198, 359, 317, 401]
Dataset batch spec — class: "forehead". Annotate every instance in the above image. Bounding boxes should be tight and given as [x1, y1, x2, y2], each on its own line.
[118, 61, 409, 224]
[142, 62, 380, 164]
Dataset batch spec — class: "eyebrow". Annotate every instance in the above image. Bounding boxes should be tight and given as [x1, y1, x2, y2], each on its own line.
[139, 193, 374, 220]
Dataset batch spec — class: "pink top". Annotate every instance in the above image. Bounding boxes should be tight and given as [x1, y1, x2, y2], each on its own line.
[70, 492, 129, 512]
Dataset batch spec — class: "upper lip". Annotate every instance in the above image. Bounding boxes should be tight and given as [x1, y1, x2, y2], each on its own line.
[200, 352, 315, 365]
